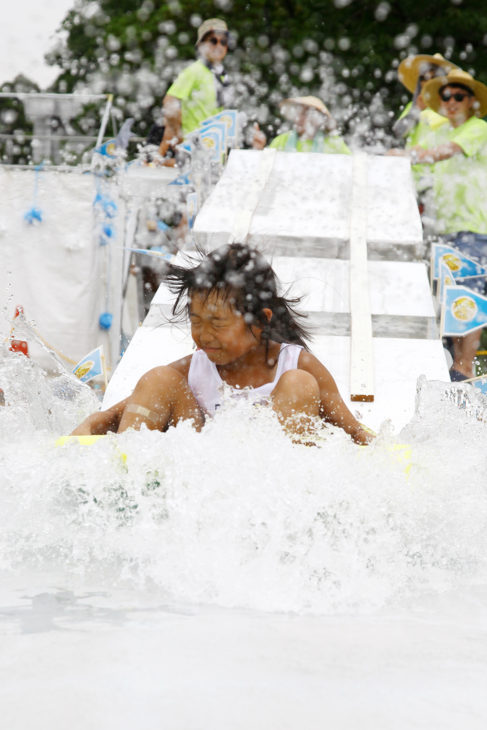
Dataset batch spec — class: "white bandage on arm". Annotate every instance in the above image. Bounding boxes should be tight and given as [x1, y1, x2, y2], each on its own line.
[125, 403, 161, 425]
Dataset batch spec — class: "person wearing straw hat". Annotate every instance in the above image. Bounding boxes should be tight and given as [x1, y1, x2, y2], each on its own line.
[389, 54, 458, 198]
[269, 96, 350, 154]
[158, 18, 265, 160]
[393, 53, 458, 143]
[416, 69, 487, 380]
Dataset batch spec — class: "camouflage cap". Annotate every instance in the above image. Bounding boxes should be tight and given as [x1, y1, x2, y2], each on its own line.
[196, 18, 228, 45]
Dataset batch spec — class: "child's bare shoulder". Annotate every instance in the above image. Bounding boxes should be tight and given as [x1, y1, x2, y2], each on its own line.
[298, 350, 336, 383]
[167, 354, 193, 377]
[141, 355, 193, 383]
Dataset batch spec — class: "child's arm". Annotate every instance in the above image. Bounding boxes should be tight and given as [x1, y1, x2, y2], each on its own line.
[71, 397, 129, 435]
[71, 355, 195, 435]
[298, 351, 374, 445]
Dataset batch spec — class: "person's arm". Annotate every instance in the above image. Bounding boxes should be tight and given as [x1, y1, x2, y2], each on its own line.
[71, 397, 129, 435]
[250, 123, 266, 149]
[158, 94, 183, 161]
[298, 350, 374, 445]
[408, 142, 464, 164]
[71, 356, 194, 436]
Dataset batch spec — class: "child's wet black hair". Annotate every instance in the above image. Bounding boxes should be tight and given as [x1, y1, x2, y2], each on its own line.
[163, 243, 311, 351]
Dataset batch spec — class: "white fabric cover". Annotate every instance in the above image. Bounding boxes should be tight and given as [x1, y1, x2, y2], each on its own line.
[0, 168, 124, 372]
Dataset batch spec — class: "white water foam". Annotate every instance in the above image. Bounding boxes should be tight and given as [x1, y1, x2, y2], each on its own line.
[2, 350, 487, 728]
[1, 350, 487, 614]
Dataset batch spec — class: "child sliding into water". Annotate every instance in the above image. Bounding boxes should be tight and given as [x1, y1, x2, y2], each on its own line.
[73, 243, 373, 444]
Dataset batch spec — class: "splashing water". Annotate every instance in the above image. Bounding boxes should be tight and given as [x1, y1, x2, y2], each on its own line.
[2, 349, 487, 617]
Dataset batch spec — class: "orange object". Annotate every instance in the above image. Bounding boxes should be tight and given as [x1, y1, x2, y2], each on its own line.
[9, 339, 29, 357]
[9, 306, 29, 357]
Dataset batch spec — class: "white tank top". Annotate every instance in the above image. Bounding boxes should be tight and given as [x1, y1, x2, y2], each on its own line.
[188, 343, 303, 416]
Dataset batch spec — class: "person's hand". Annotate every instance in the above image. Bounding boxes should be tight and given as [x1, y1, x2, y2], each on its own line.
[386, 148, 408, 157]
[71, 409, 119, 435]
[408, 145, 429, 164]
[251, 123, 266, 150]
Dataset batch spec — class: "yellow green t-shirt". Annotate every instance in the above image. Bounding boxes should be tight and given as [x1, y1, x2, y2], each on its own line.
[269, 130, 350, 154]
[399, 103, 449, 149]
[398, 102, 450, 193]
[432, 116, 487, 234]
[167, 60, 222, 135]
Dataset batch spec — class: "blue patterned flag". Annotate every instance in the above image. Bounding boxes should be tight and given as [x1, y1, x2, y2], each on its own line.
[200, 109, 238, 146]
[72, 346, 105, 384]
[437, 257, 457, 306]
[431, 243, 487, 281]
[187, 121, 227, 162]
[198, 121, 227, 161]
[467, 375, 487, 395]
[441, 285, 487, 336]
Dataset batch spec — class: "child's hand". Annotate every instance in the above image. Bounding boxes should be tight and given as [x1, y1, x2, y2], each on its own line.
[353, 424, 376, 445]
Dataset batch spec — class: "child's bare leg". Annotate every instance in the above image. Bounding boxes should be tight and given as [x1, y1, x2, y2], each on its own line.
[118, 366, 204, 432]
[271, 369, 320, 436]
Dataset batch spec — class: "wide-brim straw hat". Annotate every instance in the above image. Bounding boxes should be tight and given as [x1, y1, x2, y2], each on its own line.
[196, 18, 228, 45]
[280, 96, 331, 119]
[398, 53, 459, 93]
[422, 69, 487, 118]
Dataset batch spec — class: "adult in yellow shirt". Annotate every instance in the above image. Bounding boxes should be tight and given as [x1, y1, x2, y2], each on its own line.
[159, 18, 265, 160]
[269, 97, 350, 154]
[390, 53, 458, 198]
[416, 70, 487, 380]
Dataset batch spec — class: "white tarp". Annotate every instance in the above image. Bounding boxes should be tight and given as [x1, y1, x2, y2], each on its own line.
[193, 150, 423, 257]
[0, 167, 124, 372]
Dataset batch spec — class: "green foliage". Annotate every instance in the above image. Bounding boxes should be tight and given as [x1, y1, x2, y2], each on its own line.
[14, 1, 487, 145]
[0, 76, 38, 164]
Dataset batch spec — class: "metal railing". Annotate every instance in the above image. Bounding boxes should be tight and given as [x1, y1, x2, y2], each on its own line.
[0, 92, 118, 165]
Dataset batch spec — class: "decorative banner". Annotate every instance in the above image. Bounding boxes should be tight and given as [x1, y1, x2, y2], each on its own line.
[199, 121, 227, 161]
[94, 119, 135, 158]
[437, 257, 457, 307]
[431, 242, 487, 281]
[187, 121, 227, 162]
[169, 173, 191, 186]
[186, 192, 198, 229]
[466, 375, 487, 395]
[95, 139, 117, 158]
[441, 285, 487, 336]
[72, 346, 105, 384]
[200, 109, 238, 146]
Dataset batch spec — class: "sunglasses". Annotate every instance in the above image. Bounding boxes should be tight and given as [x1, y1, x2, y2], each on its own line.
[439, 90, 470, 102]
[207, 36, 228, 47]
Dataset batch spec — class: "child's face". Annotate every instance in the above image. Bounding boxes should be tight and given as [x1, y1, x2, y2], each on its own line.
[189, 291, 261, 365]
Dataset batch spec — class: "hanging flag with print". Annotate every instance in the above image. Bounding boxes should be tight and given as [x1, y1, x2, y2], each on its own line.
[437, 256, 457, 306]
[441, 285, 487, 337]
[200, 109, 238, 146]
[431, 243, 487, 281]
[72, 346, 106, 384]
[465, 375, 487, 396]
